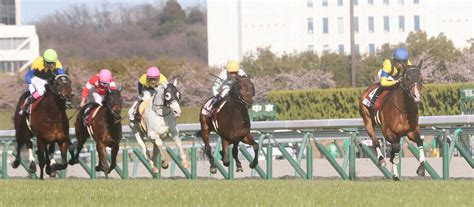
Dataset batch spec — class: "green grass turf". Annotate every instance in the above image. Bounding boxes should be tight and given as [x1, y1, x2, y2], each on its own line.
[0, 179, 471, 206]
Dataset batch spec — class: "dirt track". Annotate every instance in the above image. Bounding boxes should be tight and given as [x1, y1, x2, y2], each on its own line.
[4, 156, 472, 179]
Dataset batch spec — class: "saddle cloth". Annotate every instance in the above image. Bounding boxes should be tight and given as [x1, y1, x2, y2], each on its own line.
[361, 83, 390, 112]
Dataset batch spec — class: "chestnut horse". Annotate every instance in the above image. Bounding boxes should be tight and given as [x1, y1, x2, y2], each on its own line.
[198, 76, 258, 173]
[359, 62, 424, 180]
[13, 74, 73, 179]
[71, 87, 123, 177]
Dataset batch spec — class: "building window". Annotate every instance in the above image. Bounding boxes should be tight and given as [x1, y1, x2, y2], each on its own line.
[399, 16, 405, 32]
[398, 0, 404, 4]
[323, 18, 329, 34]
[338, 17, 344, 34]
[414, 0, 419, 4]
[307, 0, 313, 7]
[307, 18, 314, 34]
[384, 16, 390, 32]
[338, 0, 343, 6]
[369, 44, 375, 55]
[414, 15, 420, 31]
[0, 38, 28, 50]
[368, 16, 374, 33]
[384, 0, 389, 5]
[354, 17, 359, 33]
[353, 0, 358, 6]
[322, 0, 328, 7]
[368, 0, 374, 5]
[338, 44, 345, 55]
[323, 44, 330, 53]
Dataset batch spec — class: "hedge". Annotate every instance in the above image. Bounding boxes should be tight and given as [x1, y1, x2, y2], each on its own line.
[267, 83, 474, 120]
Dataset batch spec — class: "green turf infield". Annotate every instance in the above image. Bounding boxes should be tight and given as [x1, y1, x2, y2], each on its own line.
[0, 179, 471, 206]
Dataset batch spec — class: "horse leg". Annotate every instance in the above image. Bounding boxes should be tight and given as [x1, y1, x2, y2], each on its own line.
[45, 144, 56, 178]
[221, 140, 230, 167]
[389, 142, 401, 181]
[362, 116, 386, 166]
[53, 141, 69, 171]
[36, 140, 46, 180]
[242, 133, 259, 169]
[153, 136, 168, 170]
[200, 117, 216, 174]
[233, 143, 243, 172]
[407, 130, 425, 177]
[172, 130, 190, 168]
[108, 144, 119, 174]
[95, 142, 109, 178]
[70, 127, 87, 165]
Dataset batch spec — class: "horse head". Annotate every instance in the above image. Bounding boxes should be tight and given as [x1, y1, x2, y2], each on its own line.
[105, 86, 123, 122]
[231, 76, 255, 108]
[53, 74, 73, 106]
[401, 61, 423, 103]
[160, 79, 182, 118]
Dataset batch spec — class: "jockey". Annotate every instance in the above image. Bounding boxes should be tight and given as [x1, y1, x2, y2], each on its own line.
[210, 60, 247, 114]
[19, 49, 65, 115]
[370, 48, 412, 110]
[80, 69, 118, 118]
[128, 66, 168, 122]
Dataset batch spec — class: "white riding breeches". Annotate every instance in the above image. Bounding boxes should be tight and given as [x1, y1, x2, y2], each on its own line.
[30, 77, 48, 96]
[92, 92, 104, 105]
[142, 90, 153, 100]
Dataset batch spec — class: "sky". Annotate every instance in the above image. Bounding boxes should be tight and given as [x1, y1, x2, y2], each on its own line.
[21, 0, 206, 24]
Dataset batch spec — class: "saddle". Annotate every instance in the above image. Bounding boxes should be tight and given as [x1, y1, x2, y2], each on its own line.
[201, 97, 226, 118]
[83, 103, 101, 126]
[136, 98, 151, 133]
[362, 83, 390, 112]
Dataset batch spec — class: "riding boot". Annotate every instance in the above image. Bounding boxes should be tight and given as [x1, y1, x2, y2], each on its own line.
[210, 96, 222, 117]
[370, 87, 383, 110]
[19, 95, 36, 116]
[83, 105, 92, 126]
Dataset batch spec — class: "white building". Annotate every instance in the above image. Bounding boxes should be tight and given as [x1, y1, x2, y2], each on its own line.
[207, 0, 474, 66]
[0, 0, 39, 73]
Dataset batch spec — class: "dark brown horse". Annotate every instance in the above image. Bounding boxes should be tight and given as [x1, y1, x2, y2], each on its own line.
[199, 76, 258, 173]
[13, 74, 73, 179]
[70, 87, 122, 177]
[359, 62, 424, 180]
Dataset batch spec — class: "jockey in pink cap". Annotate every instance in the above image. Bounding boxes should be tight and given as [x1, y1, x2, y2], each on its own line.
[80, 69, 118, 107]
[128, 66, 168, 122]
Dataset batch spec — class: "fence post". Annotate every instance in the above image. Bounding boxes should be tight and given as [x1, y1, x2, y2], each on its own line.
[442, 131, 450, 180]
[306, 144, 313, 179]
[191, 146, 197, 179]
[349, 130, 357, 180]
[266, 134, 273, 180]
[122, 148, 129, 180]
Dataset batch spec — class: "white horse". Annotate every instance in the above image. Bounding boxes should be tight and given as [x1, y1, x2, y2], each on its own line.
[129, 80, 190, 173]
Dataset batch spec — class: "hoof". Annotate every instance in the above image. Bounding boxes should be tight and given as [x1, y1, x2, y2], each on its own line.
[68, 158, 77, 165]
[12, 159, 20, 168]
[223, 161, 229, 167]
[152, 166, 160, 174]
[379, 157, 386, 167]
[161, 161, 169, 169]
[210, 166, 217, 174]
[182, 161, 190, 169]
[416, 165, 425, 177]
[249, 161, 258, 169]
[392, 176, 400, 181]
[236, 167, 243, 172]
[49, 170, 57, 178]
[95, 166, 101, 172]
[29, 161, 36, 173]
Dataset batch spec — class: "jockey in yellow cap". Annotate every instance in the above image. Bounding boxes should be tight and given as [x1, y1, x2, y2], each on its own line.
[209, 60, 247, 115]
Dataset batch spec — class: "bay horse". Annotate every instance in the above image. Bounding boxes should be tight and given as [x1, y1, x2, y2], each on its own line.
[13, 74, 73, 179]
[198, 76, 258, 174]
[129, 80, 189, 173]
[359, 62, 424, 180]
[70, 87, 123, 177]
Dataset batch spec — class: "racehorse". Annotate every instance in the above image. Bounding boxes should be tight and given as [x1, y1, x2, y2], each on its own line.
[13, 74, 73, 179]
[198, 76, 258, 173]
[70, 87, 123, 177]
[129, 80, 189, 173]
[359, 62, 425, 180]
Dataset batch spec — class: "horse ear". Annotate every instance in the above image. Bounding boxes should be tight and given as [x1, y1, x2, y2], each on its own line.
[173, 79, 178, 87]
[417, 60, 424, 69]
